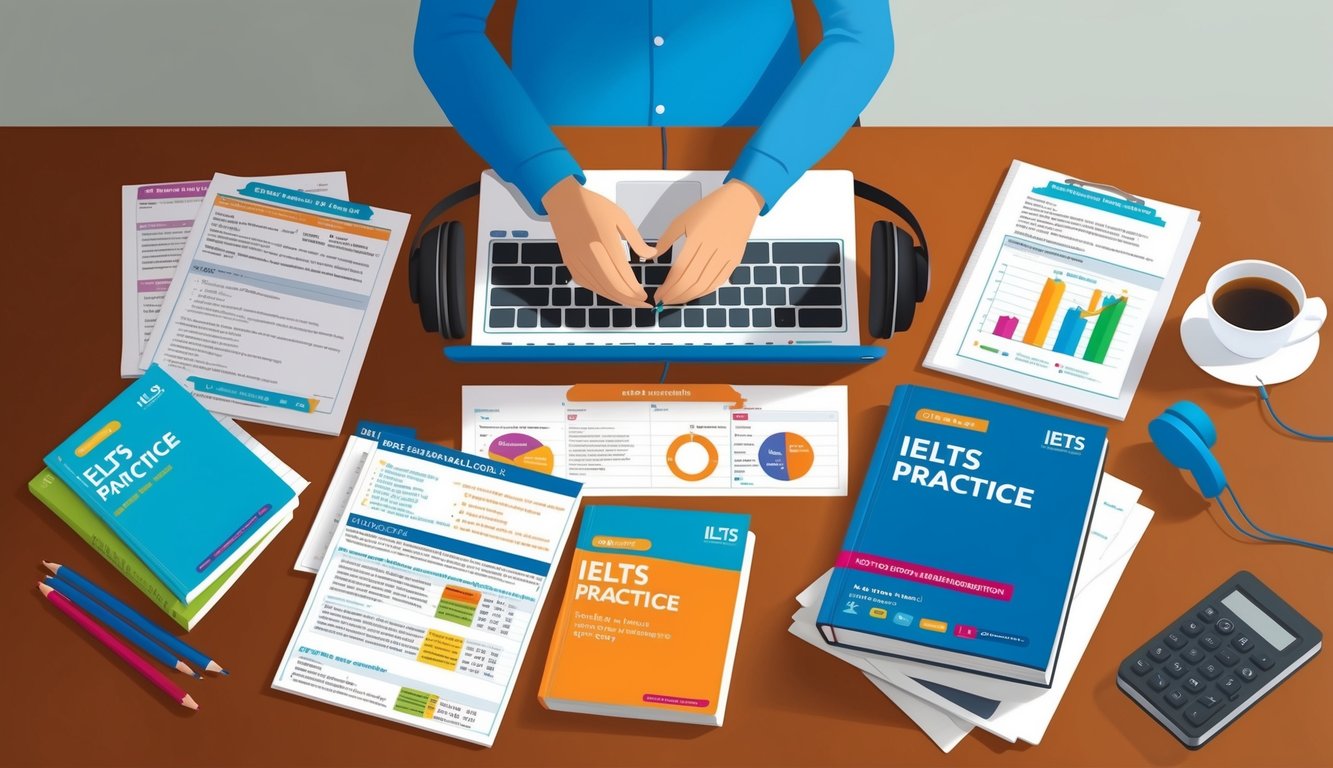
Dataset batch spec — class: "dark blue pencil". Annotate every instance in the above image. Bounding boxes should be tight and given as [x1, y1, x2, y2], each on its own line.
[43, 561, 228, 674]
[45, 575, 201, 677]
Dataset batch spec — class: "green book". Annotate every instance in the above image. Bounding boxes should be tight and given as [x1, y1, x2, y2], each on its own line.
[29, 468, 291, 631]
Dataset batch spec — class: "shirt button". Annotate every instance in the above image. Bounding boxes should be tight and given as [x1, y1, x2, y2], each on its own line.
[653, 35, 665, 47]
[655, 104, 666, 115]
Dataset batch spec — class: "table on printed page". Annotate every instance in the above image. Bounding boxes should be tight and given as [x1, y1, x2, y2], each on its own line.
[3, 125, 1330, 768]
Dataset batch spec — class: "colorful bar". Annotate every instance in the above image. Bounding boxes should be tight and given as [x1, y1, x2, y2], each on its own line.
[1083, 295, 1127, 364]
[1051, 306, 1087, 356]
[992, 315, 1019, 339]
[1021, 278, 1065, 347]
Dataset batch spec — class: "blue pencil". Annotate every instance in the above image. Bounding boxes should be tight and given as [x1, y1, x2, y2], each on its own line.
[42, 561, 228, 675]
[45, 575, 201, 678]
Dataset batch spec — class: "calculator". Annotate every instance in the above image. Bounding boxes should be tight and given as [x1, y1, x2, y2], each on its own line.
[1117, 571, 1322, 748]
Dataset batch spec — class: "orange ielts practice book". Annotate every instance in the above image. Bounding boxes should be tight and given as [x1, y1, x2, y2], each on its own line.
[539, 505, 755, 725]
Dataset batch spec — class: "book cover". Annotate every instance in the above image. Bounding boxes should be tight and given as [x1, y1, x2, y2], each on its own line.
[44, 364, 295, 603]
[816, 385, 1106, 685]
[29, 468, 290, 630]
[539, 505, 754, 724]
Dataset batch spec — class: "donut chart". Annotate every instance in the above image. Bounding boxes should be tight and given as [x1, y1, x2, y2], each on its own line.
[487, 432, 555, 474]
[758, 432, 815, 481]
[665, 432, 719, 482]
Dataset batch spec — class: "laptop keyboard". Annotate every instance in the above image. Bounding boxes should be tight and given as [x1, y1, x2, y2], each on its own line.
[485, 240, 845, 331]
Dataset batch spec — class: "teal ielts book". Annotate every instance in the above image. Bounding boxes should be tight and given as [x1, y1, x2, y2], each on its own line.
[816, 385, 1107, 687]
[45, 364, 296, 604]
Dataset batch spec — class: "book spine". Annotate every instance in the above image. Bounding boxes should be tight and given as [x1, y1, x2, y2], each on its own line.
[29, 476, 191, 630]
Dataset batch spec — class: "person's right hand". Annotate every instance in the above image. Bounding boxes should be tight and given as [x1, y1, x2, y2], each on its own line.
[541, 176, 654, 308]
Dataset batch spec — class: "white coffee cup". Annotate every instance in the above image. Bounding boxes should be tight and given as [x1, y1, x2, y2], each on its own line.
[1205, 260, 1326, 359]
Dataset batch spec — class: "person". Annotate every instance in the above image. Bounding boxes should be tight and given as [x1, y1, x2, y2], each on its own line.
[414, 1, 892, 308]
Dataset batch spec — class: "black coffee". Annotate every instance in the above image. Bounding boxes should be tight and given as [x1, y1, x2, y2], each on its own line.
[1213, 277, 1299, 331]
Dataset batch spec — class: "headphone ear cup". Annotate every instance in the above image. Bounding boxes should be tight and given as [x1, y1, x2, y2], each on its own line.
[415, 225, 443, 335]
[408, 246, 422, 305]
[867, 221, 892, 339]
[1149, 409, 1228, 498]
[444, 220, 467, 340]
[892, 224, 918, 333]
[914, 246, 929, 303]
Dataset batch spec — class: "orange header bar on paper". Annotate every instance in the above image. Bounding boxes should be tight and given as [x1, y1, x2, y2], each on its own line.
[565, 384, 747, 409]
[215, 195, 389, 240]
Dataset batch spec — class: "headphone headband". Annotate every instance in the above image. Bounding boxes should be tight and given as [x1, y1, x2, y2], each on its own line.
[410, 181, 481, 251]
[853, 179, 929, 265]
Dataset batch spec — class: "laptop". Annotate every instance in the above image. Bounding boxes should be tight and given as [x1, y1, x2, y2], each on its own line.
[447, 169, 883, 363]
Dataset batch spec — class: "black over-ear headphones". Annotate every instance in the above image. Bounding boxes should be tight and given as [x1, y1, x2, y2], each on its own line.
[408, 177, 928, 341]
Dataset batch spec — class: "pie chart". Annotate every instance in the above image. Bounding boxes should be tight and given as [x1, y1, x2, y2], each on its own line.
[758, 432, 815, 481]
[666, 432, 719, 482]
[487, 433, 555, 474]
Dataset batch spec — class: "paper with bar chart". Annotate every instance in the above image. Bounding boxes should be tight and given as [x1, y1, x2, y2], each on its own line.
[926, 160, 1199, 419]
[461, 385, 847, 496]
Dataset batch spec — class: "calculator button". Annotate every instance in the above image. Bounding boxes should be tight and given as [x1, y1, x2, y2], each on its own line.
[1198, 605, 1220, 622]
[1199, 633, 1222, 651]
[1182, 647, 1204, 664]
[1198, 661, 1222, 680]
[1184, 704, 1217, 727]
[1147, 671, 1170, 691]
[1237, 665, 1257, 682]
[1251, 653, 1275, 671]
[1197, 692, 1223, 709]
[1180, 619, 1204, 637]
[1184, 675, 1206, 693]
[1231, 635, 1254, 652]
[1165, 689, 1187, 708]
[1214, 618, 1235, 635]
[1164, 632, 1188, 649]
[1164, 660, 1188, 678]
[1131, 658, 1152, 676]
[1215, 648, 1239, 667]
[1147, 645, 1171, 662]
[1217, 676, 1242, 698]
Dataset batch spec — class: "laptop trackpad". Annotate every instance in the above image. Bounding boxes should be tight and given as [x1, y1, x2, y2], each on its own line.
[616, 181, 702, 241]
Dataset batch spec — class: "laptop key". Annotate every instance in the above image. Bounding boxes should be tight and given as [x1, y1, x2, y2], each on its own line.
[635, 308, 657, 327]
[491, 242, 519, 264]
[659, 308, 683, 328]
[644, 265, 670, 286]
[684, 308, 705, 327]
[773, 241, 840, 264]
[752, 307, 772, 327]
[533, 266, 554, 285]
[521, 242, 563, 264]
[744, 287, 765, 305]
[688, 293, 717, 306]
[565, 308, 586, 328]
[741, 242, 769, 264]
[730, 266, 751, 284]
[488, 308, 515, 328]
[780, 266, 800, 284]
[706, 308, 728, 327]
[554, 266, 572, 285]
[719, 287, 742, 305]
[729, 308, 750, 327]
[775, 308, 797, 328]
[516, 308, 539, 328]
[766, 287, 786, 305]
[790, 286, 843, 306]
[491, 287, 548, 306]
[799, 308, 843, 328]
[539, 309, 562, 328]
[753, 266, 778, 284]
[574, 288, 595, 306]
[803, 265, 841, 285]
[612, 308, 633, 328]
[596, 293, 617, 307]
[588, 308, 611, 327]
[491, 267, 531, 286]
[550, 287, 572, 306]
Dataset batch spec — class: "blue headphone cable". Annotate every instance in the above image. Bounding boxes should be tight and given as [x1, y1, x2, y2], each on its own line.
[1214, 485, 1333, 553]
[1257, 379, 1333, 441]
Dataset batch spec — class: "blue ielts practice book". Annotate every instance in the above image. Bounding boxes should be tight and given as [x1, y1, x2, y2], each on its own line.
[45, 364, 296, 603]
[816, 385, 1107, 686]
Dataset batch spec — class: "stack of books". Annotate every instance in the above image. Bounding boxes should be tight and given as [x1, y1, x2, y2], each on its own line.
[30, 364, 307, 630]
[790, 385, 1153, 751]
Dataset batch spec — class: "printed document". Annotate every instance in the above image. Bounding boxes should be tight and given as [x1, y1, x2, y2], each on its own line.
[120, 173, 348, 377]
[925, 160, 1200, 419]
[462, 385, 848, 496]
[139, 174, 407, 434]
[273, 436, 583, 747]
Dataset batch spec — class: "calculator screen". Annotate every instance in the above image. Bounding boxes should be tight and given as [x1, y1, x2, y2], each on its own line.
[1222, 590, 1296, 650]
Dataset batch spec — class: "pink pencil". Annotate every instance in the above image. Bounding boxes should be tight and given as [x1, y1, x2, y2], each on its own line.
[38, 583, 198, 710]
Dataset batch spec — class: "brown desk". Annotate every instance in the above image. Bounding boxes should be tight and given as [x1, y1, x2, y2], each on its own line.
[4, 127, 1330, 767]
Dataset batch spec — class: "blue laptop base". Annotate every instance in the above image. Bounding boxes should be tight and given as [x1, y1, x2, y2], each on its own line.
[444, 345, 885, 364]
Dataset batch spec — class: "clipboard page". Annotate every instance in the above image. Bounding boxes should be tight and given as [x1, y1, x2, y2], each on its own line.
[925, 160, 1199, 420]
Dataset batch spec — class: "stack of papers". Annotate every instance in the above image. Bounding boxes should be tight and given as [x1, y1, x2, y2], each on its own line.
[789, 474, 1153, 752]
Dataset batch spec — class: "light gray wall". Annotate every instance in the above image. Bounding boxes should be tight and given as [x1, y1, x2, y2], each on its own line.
[2, 0, 1330, 126]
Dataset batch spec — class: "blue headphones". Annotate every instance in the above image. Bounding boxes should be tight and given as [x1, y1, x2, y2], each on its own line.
[1149, 385, 1331, 553]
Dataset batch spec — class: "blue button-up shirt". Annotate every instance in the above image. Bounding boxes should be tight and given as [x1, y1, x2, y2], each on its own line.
[414, 1, 892, 214]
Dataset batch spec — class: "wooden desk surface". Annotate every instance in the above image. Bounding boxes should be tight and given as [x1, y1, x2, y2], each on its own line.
[3, 127, 1330, 767]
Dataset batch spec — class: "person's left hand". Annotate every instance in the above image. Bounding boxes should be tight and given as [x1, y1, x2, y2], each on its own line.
[649, 180, 764, 306]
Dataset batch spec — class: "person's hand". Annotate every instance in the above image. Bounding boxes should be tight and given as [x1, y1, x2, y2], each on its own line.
[651, 180, 764, 306]
[542, 176, 654, 308]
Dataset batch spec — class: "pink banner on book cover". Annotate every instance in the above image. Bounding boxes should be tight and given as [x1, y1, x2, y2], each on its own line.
[642, 693, 710, 708]
[835, 550, 1014, 602]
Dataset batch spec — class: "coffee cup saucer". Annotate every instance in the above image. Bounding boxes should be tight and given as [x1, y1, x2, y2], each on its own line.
[1180, 293, 1319, 386]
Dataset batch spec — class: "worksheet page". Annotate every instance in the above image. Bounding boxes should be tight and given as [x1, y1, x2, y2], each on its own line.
[119, 173, 347, 377]
[139, 173, 405, 434]
[462, 385, 848, 497]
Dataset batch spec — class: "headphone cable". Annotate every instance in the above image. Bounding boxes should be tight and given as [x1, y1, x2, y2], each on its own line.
[1257, 378, 1333, 441]
[1213, 485, 1333, 553]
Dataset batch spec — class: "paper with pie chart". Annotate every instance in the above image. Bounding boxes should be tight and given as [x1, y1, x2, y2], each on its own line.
[462, 385, 847, 497]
